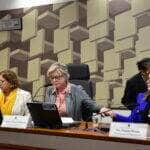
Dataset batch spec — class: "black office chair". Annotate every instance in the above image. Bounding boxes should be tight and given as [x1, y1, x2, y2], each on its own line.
[67, 64, 93, 121]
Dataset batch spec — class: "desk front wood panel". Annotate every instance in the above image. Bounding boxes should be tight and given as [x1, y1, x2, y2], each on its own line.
[0, 127, 149, 150]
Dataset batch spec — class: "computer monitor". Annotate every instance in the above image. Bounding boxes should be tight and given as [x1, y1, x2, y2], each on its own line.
[27, 102, 62, 128]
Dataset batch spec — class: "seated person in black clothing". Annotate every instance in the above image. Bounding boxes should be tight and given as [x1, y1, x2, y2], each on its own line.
[122, 58, 150, 110]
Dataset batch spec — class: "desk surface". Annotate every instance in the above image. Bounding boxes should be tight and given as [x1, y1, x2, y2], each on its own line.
[0, 122, 149, 146]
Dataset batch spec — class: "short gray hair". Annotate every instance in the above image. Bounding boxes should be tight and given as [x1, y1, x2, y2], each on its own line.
[47, 62, 70, 80]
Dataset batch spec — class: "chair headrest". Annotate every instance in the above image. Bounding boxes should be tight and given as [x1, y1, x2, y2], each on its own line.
[67, 64, 90, 80]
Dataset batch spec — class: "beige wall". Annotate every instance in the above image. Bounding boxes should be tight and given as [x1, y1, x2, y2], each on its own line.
[0, 0, 150, 107]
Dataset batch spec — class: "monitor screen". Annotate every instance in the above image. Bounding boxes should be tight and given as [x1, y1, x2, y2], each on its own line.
[27, 102, 62, 128]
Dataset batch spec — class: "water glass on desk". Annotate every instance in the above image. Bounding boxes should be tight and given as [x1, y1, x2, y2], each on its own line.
[92, 113, 102, 128]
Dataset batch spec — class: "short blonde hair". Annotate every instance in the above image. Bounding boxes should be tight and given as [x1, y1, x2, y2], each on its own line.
[47, 62, 70, 81]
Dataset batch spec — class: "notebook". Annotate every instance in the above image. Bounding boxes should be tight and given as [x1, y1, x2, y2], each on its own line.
[27, 102, 80, 128]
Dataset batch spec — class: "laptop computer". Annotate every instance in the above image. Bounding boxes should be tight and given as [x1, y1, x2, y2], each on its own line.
[27, 102, 80, 128]
[27, 102, 62, 128]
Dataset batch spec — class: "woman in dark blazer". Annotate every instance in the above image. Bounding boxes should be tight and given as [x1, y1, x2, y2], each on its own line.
[122, 58, 150, 110]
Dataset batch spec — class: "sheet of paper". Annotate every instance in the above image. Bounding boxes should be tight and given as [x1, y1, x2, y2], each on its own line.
[61, 117, 74, 124]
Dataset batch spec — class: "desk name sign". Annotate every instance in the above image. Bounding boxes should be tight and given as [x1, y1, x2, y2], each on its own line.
[109, 122, 150, 140]
[1, 115, 31, 129]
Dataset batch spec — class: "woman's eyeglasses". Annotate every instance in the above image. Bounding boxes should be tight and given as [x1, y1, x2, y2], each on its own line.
[0, 80, 5, 85]
[50, 75, 63, 80]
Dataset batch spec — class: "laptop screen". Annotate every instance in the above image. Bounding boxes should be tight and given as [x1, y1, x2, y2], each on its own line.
[27, 102, 62, 128]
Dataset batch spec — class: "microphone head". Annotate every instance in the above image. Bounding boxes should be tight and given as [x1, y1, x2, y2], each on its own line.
[44, 83, 52, 87]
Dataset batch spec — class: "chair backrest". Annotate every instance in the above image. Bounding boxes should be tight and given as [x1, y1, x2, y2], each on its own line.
[67, 64, 90, 80]
[67, 64, 93, 121]
[67, 64, 93, 98]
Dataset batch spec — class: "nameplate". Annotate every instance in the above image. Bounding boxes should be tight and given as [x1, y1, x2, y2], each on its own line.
[1, 115, 31, 129]
[109, 122, 149, 139]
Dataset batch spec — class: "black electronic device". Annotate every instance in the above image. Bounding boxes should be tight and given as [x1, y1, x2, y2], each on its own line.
[27, 102, 62, 128]
[27, 102, 81, 128]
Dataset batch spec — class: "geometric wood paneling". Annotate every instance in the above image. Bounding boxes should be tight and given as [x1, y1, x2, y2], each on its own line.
[122, 57, 138, 81]
[132, 0, 150, 17]
[97, 38, 114, 51]
[54, 27, 70, 53]
[85, 60, 99, 74]
[60, 2, 79, 28]
[30, 29, 45, 57]
[89, 21, 109, 42]
[135, 26, 150, 52]
[0, 48, 10, 71]
[87, 0, 108, 27]
[115, 37, 135, 53]
[38, 11, 59, 29]
[57, 49, 73, 64]
[1, 0, 150, 108]
[81, 39, 97, 62]
[115, 10, 136, 40]
[95, 81, 110, 100]
[10, 49, 29, 61]
[112, 86, 124, 107]
[136, 50, 150, 61]
[104, 49, 121, 71]
[104, 70, 121, 81]
[22, 9, 38, 42]
[27, 58, 41, 82]
[32, 75, 45, 101]
[0, 31, 10, 44]
[70, 26, 89, 41]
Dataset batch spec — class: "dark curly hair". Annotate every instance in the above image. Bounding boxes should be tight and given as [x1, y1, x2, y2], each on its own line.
[136, 58, 150, 71]
[0, 70, 19, 90]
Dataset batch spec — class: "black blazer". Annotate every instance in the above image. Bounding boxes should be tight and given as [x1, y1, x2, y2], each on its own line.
[121, 73, 147, 110]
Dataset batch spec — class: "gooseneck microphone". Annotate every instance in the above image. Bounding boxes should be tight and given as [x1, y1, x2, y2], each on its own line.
[32, 83, 51, 101]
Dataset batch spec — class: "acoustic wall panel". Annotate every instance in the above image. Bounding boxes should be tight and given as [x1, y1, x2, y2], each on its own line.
[0, 48, 10, 71]
[54, 27, 70, 53]
[57, 49, 73, 64]
[81, 39, 97, 62]
[30, 29, 45, 57]
[115, 37, 134, 52]
[85, 60, 99, 74]
[32, 75, 45, 101]
[115, 10, 136, 40]
[135, 26, 150, 52]
[95, 81, 110, 100]
[0, 31, 10, 44]
[122, 57, 138, 80]
[1, 1, 150, 108]
[38, 11, 59, 29]
[59, 2, 79, 28]
[27, 58, 41, 82]
[89, 21, 109, 42]
[136, 50, 150, 61]
[22, 9, 38, 41]
[87, 0, 108, 27]
[104, 70, 121, 81]
[104, 49, 121, 71]
[112, 87, 124, 106]
[132, 0, 150, 17]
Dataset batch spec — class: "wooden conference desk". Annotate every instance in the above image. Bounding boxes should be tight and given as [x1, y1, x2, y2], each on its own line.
[0, 122, 149, 150]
